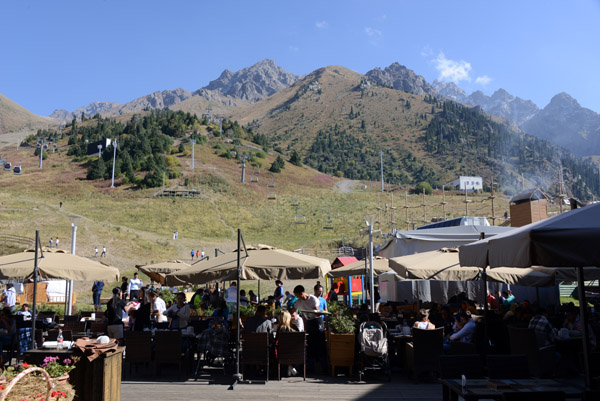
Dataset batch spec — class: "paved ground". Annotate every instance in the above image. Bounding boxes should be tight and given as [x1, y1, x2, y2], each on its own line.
[122, 376, 442, 400]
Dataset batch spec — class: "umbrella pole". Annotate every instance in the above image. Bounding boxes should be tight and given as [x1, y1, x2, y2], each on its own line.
[482, 266, 489, 358]
[576, 266, 592, 389]
[258, 279, 261, 302]
[31, 230, 40, 350]
[230, 229, 243, 389]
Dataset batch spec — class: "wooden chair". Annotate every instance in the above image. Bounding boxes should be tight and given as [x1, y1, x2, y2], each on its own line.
[501, 391, 565, 401]
[241, 332, 270, 381]
[276, 332, 306, 380]
[63, 321, 86, 333]
[124, 331, 152, 377]
[62, 315, 80, 324]
[89, 321, 108, 334]
[154, 331, 183, 376]
[405, 327, 443, 379]
[439, 355, 485, 379]
[508, 326, 555, 378]
[448, 340, 478, 355]
[487, 355, 530, 379]
[46, 330, 73, 341]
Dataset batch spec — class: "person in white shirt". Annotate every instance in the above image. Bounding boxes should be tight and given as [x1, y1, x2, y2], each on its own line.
[292, 285, 325, 371]
[2, 285, 16, 310]
[128, 273, 143, 301]
[149, 290, 167, 323]
[164, 292, 191, 329]
[226, 282, 237, 315]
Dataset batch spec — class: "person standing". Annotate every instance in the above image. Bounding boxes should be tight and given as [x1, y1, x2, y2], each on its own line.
[106, 288, 132, 340]
[190, 249, 195, 260]
[173, 231, 176, 240]
[149, 290, 167, 323]
[55, 237, 59, 248]
[313, 284, 328, 312]
[164, 292, 191, 329]
[226, 282, 237, 315]
[274, 280, 285, 308]
[128, 273, 143, 301]
[49, 238, 53, 248]
[101, 246, 107, 257]
[94, 247, 98, 257]
[1, 285, 16, 310]
[293, 285, 325, 372]
[92, 280, 105, 312]
[120, 277, 129, 300]
[200, 251, 205, 259]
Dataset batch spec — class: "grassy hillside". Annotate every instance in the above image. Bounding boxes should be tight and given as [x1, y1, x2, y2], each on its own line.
[230, 66, 600, 199]
[0, 93, 56, 133]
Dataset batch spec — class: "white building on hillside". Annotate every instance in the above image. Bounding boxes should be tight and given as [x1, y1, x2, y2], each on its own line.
[448, 176, 483, 191]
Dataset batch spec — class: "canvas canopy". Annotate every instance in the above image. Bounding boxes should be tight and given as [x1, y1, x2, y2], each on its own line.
[378, 225, 514, 259]
[0, 248, 120, 282]
[389, 248, 555, 287]
[459, 203, 600, 388]
[166, 247, 331, 285]
[136, 260, 190, 285]
[327, 256, 391, 278]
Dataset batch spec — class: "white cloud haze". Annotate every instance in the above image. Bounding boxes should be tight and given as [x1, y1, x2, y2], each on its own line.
[364, 27, 382, 37]
[315, 21, 328, 29]
[434, 52, 472, 83]
[476, 75, 492, 86]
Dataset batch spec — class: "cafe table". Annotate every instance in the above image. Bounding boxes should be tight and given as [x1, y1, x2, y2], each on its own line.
[441, 378, 583, 401]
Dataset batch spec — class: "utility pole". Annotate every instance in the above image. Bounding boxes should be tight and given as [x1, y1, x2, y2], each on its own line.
[422, 187, 427, 223]
[39, 139, 44, 168]
[404, 191, 409, 230]
[190, 139, 196, 170]
[441, 185, 447, 220]
[380, 151, 384, 192]
[490, 176, 496, 226]
[111, 139, 117, 188]
[464, 183, 469, 216]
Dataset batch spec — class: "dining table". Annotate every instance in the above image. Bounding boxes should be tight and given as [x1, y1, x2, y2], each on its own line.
[441, 378, 583, 401]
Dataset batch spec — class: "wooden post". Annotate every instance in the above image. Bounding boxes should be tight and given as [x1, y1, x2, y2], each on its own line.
[405, 191, 409, 230]
[422, 188, 427, 223]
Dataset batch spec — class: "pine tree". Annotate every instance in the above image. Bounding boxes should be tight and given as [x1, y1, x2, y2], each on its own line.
[289, 150, 302, 166]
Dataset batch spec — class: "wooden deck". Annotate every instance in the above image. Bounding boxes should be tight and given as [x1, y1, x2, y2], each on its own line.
[122, 376, 442, 400]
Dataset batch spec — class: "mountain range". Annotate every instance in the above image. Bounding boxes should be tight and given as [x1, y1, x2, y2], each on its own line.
[1, 59, 599, 198]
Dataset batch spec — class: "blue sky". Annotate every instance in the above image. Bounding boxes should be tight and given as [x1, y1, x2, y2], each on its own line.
[1, 0, 599, 116]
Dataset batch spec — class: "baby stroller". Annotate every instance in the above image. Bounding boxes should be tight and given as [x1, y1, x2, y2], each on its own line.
[358, 321, 391, 381]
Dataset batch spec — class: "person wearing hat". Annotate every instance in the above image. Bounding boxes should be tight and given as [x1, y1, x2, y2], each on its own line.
[106, 287, 132, 340]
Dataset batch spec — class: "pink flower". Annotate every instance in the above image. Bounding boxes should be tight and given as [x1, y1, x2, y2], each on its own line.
[62, 358, 72, 365]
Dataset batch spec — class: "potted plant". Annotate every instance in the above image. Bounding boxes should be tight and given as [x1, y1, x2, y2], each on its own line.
[42, 356, 78, 381]
[327, 302, 357, 376]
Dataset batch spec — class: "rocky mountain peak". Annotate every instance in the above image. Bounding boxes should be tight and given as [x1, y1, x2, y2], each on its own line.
[432, 80, 467, 101]
[366, 62, 436, 96]
[547, 92, 580, 110]
[203, 59, 299, 102]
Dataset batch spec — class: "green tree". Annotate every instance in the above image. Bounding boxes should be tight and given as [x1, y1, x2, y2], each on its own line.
[289, 150, 302, 166]
[87, 158, 106, 180]
[413, 181, 433, 195]
[269, 155, 286, 173]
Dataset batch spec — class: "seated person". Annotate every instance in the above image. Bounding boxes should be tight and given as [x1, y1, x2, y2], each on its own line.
[16, 303, 32, 321]
[243, 305, 272, 334]
[277, 311, 295, 333]
[239, 290, 250, 306]
[164, 292, 191, 329]
[449, 312, 476, 343]
[290, 310, 304, 332]
[248, 290, 258, 305]
[439, 306, 455, 335]
[212, 300, 229, 321]
[413, 309, 436, 330]
[528, 308, 557, 347]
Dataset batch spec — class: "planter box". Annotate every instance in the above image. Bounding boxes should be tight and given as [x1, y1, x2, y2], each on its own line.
[328, 333, 355, 376]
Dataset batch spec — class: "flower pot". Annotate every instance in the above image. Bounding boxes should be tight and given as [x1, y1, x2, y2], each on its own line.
[328, 333, 355, 376]
[53, 374, 70, 384]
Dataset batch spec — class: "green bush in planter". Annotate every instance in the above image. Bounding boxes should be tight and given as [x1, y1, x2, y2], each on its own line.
[328, 302, 357, 334]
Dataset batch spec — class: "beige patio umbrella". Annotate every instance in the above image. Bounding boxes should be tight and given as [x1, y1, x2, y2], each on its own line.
[389, 248, 555, 287]
[136, 260, 190, 285]
[0, 248, 120, 281]
[327, 256, 391, 278]
[166, 246, 331, 286]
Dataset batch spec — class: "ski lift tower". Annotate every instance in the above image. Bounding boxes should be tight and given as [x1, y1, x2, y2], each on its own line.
[238, 153, 250, 184]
